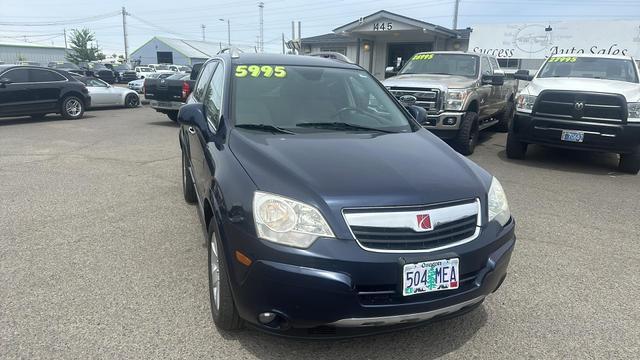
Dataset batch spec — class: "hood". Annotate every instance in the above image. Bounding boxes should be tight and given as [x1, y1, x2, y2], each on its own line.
[383, 73, 477, 90]
[229, 129, 491, 234]
[524, 77, 640, 101]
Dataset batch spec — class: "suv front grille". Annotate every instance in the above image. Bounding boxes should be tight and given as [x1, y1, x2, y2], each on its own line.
[343, 199, 479, 252]
[534, 90, 627, 123]
[389, 87, 441, 112]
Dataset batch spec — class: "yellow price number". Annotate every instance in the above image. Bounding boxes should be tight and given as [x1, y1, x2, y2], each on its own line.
[412, 53, 435, 60]
[548, 56, 577, 63]
[235, 65, 287, 78]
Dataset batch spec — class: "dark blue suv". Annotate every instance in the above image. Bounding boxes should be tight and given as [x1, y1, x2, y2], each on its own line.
[177, 53, 515, 336]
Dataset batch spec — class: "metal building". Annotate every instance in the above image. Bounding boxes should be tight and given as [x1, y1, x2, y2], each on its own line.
[0, 39, 67, 65]
[130, 36, 255, 66]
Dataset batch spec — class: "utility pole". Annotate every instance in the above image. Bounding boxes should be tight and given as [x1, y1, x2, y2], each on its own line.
[281, 33, 285, 54]
[220, 19, 230, 47]
[298, 21, 301, 53]
[122, 7, 129, 61]
[291, 21, 295, 54]
[63, 29, 67, 49]
[258, 2, 264, 52]
[452, 0, 460, 29]
[201, 24, 206, 41]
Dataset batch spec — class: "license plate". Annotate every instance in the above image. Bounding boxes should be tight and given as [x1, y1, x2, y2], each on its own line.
[402, 258, 459, 296]
[561, 130, 584, 143]
[158, 101, 172, 107]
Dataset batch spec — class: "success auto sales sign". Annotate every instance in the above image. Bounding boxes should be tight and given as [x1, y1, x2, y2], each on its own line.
[467, 20, 640, 59]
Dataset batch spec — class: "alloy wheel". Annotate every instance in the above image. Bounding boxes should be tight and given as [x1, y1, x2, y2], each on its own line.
[66, 99, 81, 117]
[210, 232, 220, 310]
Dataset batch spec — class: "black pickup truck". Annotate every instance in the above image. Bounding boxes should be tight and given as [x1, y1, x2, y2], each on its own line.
[144, 63, 203, 121]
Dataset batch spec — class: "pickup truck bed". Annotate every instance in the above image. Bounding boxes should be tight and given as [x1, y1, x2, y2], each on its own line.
[144, 63, 203, 121]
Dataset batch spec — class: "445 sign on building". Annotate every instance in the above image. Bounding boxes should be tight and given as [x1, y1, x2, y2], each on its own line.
[373, 22, 393, 31]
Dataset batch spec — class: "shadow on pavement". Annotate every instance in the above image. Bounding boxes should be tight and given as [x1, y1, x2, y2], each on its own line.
[223, 305, 488, 360]
[147, 120, 179, 127]
[496, 144, 623, 176]
[0, 114, 97, 127]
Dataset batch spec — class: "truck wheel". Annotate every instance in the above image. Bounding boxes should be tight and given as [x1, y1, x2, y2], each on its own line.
[506, 131, 528, 159]
[167, 111, 178, 122]
[619, 150, 640, 175]
[125, 94, 139, 108]
[495, 101, 514, 133]
[182, 150, 197, 204]
[454, 112, 479, 155]
[61, 96, 84, 119]
[208, 219, 243, 331]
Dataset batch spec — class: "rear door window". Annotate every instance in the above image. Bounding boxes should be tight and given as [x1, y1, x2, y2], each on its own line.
[2, 69, 29, 83]
[29, 69, 66, 82]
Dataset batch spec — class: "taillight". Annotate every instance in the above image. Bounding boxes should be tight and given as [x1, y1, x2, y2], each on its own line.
[182, 81, 190, 100]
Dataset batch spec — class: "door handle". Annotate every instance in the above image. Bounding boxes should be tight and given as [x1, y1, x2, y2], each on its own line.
[188, 126, 196, 134]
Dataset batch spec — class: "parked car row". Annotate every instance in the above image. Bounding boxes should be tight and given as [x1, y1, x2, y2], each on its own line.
[0, 64, 140, 120]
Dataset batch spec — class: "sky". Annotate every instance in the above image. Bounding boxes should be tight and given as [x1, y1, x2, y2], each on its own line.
[1, 0, 639, 55]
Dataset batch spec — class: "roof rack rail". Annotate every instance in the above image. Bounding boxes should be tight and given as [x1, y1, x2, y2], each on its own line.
[217, 47, 244, 58]
[307, 52, 354, 64]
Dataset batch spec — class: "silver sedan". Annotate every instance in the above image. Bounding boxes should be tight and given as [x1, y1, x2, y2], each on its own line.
[81, 77, 140, 108]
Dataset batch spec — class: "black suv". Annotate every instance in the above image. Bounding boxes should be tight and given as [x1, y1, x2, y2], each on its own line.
[0, 65, 91, 119]
[178, 53, 515, 336]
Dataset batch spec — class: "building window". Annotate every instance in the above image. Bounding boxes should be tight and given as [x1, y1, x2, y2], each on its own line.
[157, 51, 173, 64]
[498, 58, 520, 69]
[320, 47, 347, 55]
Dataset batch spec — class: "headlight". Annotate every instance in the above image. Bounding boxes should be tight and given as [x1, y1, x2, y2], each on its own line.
[445, 89, 471, 111]
[628, 102, 640, 122]
[488, 177, 511, 227]
[516, 94, 536, 113]
[253, 191, 334, 248]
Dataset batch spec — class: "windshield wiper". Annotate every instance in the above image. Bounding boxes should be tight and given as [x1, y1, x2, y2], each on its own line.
[295, 122, 396, 133]
[235, 124, 296, 134]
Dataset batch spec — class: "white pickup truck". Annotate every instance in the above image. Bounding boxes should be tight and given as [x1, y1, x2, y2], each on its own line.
[509, 54, 640, 174]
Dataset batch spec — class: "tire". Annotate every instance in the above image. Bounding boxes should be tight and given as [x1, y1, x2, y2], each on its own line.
[495, 101, 514, 133]
[30, 113, 46, 119]
[506, 131, 528, 159]
[60, 96, 84, 119]
[454, 111, 480, 155]
[208, 219, 243, 331]
[125, 93, 139, 108]
[619, 150, 640, 174]
[182, 151, 197, 204]
[167, 111, 179, 122]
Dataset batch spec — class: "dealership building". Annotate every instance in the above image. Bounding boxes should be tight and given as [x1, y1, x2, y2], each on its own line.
[302, 11, 640, 79]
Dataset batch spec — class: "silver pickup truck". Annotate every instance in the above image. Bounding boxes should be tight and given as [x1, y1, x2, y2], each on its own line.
[383, 51, 517, 155]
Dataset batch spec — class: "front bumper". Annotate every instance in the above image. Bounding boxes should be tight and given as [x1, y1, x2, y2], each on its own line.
[512, 112, 640, 154]
[417, 111, 464, 139]
[222, 217, 515, 333]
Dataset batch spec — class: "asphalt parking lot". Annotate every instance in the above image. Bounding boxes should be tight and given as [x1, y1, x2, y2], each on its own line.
[1, 106, 638, 359]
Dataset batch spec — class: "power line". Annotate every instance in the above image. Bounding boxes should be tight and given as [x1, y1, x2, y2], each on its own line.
[0, 11, 120, 26]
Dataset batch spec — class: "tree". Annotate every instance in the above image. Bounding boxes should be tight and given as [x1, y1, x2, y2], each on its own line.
[65, 28, 105, 64]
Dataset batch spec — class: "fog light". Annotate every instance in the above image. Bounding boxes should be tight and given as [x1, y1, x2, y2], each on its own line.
[258, 312, 277, 324]
[443, 117, 457, 126]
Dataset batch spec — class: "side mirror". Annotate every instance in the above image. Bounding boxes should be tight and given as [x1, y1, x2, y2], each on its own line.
[0, 77, 12, 87]
[481, 73, 504, 86]
[514, 70, 534, 81]
[385, 66, 398, 79]
[405, 105, 427, 124]
[178, 103, 210, 134]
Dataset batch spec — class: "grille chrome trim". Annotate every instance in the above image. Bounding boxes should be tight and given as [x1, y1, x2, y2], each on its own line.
[342, 199, 481, 253]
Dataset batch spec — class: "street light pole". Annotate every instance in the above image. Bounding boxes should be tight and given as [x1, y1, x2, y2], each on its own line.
[219, 19, 231, 47]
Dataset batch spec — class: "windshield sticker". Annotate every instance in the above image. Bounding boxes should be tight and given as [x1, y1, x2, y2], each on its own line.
[412, 54, 435, 60]
[548, 57, 577, 63]
[235, 65, 287, 78]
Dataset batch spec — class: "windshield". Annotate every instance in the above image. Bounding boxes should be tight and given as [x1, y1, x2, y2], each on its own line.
[167, 73, 189, 80]
[146, 73, 161, 79]
[138, 67, 152, 72]
[233, 65, 415, 133]
[179, 66, 191, 71]
[155, 65, 170, 70]
[52, 62, 79, 69]
[538, 57, 639, 82]
[399, 53, 479, 77]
